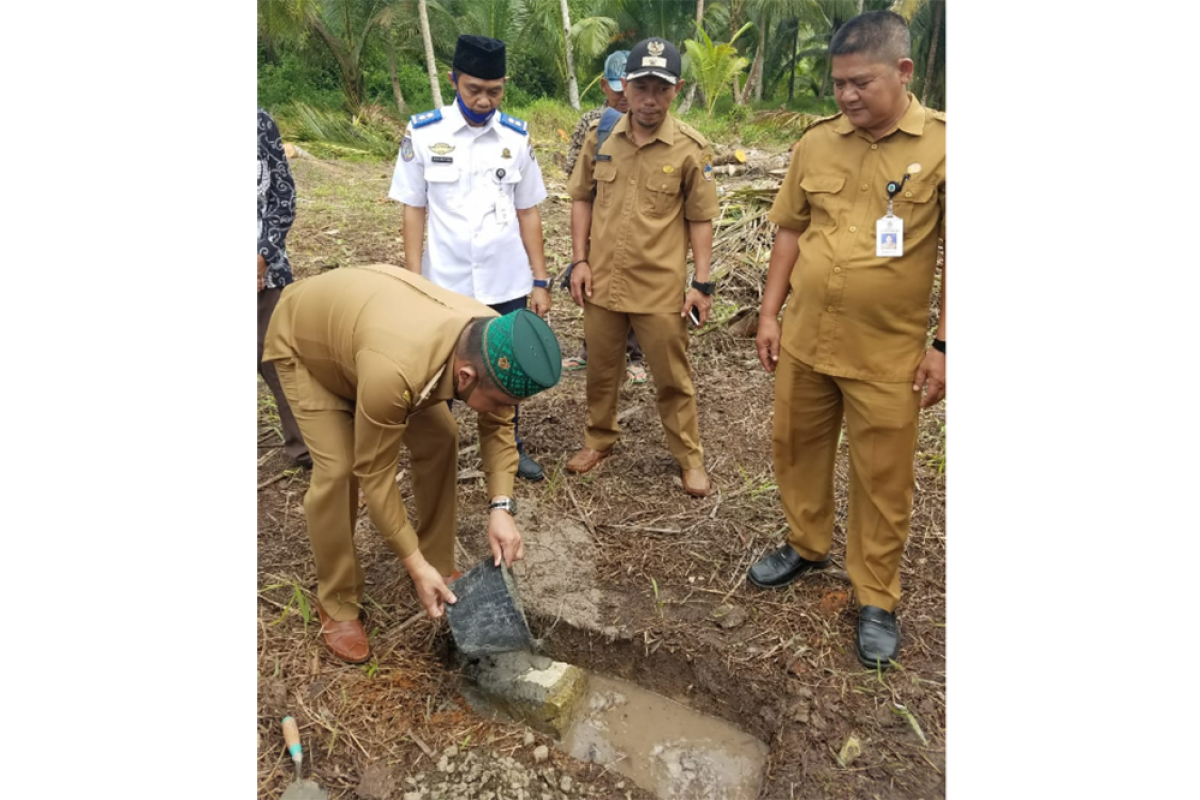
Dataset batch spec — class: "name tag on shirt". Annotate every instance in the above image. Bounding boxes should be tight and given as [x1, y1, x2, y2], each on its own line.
[495, 200, 513, 225]
[876, 214, 904, 257]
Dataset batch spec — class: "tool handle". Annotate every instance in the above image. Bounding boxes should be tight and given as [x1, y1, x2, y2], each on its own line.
[281, 716, 303, 762]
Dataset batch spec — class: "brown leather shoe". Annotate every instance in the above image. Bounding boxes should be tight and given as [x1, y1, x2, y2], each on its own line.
[316, 605, 370, 664]
[682, 467, 711, 497]
[565, 447, 612, 475]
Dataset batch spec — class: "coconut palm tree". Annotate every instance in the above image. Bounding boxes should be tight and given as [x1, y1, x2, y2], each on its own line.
[417, 0, 444, 107]
[740, 0, 809, 103]
[257, 0, 393, 112]
[560, 0, 582, 109]
[683, 21, 753, 117]
[510, 0, 616, 105]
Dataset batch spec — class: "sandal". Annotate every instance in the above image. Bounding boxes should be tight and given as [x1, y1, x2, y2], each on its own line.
[626, 362, 648, 384]
[562, 355, 587, 371]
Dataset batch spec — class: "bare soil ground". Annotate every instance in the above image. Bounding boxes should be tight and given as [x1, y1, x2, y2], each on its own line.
[258, 148, 946, 800]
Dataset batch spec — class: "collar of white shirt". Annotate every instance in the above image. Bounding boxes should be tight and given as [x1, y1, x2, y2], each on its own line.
[441, 100, 500, 138]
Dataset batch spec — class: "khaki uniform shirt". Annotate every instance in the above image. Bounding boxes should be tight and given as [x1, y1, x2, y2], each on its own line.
[768, 94, 946, 382]
[262, 264, 517, 560]
[567, 112, 720, 313]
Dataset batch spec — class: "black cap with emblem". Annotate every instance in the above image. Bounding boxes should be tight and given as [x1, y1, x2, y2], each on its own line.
[625, 38, 682, 85]
[453, 34, 506, 80]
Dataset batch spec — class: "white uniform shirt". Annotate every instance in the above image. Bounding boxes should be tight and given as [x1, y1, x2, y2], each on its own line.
[389, 102, 548, 306]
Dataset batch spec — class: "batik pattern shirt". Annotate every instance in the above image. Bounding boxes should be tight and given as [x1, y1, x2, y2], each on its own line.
[257, 109, 295, 289]
[564, 106, 604, 178]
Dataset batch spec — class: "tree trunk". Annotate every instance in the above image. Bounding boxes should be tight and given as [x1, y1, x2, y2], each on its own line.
[737, 60, 754, 105]
[417, 0, 443, 108]
[678, 86, 697, 115]
[560, 0, 580, 110]
[819, 24, 836, 102]
[788, 19, 798, 102]
[921, 1, 943, 108]
[741, 17, 766, 104]
[386, 34, 407, 115]
[819, 52, 831, 99]
[309, 17, 364, 111]
[678, 0, 705, 115]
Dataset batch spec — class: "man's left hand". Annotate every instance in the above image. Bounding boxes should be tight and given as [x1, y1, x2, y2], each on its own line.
[257, 253, 268, 292]
[913, 347, 946, 408]
[682, 288, 713, 326]
[487, 508, 525, 568]
[531, 287, 552, 318]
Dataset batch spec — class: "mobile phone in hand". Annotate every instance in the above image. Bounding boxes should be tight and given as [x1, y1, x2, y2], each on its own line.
[688, 306, 702, 327]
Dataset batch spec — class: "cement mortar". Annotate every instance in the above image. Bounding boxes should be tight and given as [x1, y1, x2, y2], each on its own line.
[468, 651, 590, 738]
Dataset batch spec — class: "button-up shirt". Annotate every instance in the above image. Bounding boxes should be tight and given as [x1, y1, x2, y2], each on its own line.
[567, 112, 719, 314]
[389, 103, 548, 306]
[768, 94, 946, 382]
[262, 264, 518, 561]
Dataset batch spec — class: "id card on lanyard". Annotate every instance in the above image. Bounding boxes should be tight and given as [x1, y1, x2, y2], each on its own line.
[493, 167, 513, 225]
[877, 162, 922, 258]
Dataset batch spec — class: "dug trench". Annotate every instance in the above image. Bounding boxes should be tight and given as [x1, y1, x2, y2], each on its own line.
[446, 493, 946, 800]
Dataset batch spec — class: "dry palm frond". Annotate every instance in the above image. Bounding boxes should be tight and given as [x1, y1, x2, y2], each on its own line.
[275, 102, 401, 160]
[751, 110, 826, 135]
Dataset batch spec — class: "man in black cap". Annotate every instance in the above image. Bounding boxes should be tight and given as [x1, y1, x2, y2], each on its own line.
[564, 38, 720, 497]
[390, 34, 554, 481]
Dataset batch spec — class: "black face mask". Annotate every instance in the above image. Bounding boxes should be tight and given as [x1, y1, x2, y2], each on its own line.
[454, 371, 479, 405]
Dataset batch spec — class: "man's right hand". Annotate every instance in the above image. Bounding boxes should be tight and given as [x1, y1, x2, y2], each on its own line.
[407, 558, 457, 619]
[756, 315, 782, 372]
[257, 253, 268, 292]
[569, 261, 593, 308]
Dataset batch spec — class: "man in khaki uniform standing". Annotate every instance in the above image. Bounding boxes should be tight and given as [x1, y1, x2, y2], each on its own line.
[263, 264, 562, 663]
[747, 11, 946, 669]
[564, 37, 719, 497]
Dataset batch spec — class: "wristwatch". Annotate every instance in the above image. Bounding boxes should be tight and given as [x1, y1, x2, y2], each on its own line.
[532, 279, 550, 289]
[489, 497, 518, 516]
[932, 339, 946, 354]
[691, 279, 716, 296]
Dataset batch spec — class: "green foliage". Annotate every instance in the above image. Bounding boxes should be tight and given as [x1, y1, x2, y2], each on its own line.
[256, 0, 945, 152]
[258, 48, 345, 112]
[683, 22, 753, 117]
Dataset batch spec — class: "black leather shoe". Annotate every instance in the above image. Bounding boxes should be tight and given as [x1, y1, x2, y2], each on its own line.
[856, 606, 900, 669]
[747, 544, 830, 589]
[517, 451, 545, 481]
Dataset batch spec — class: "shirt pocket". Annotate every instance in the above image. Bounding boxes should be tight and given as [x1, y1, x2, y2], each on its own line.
[891, 180, 939, 236]
[491, 165, 523, 201]
[594, 162, 618, 208]
[425, 164, 461, 207]
[799, 174, 845, 228]
[643, 174, 682, 218]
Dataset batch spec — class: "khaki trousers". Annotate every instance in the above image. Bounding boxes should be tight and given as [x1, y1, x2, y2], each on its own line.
[258, 288, 308, 462]
[276, 360, 458, 621]
[773, 349, 921, 612]
[583, 303, 703, 468]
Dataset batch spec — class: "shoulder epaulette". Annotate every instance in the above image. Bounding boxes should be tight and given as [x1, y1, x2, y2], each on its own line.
[928, 108, 946, 122]
[677, 121, 709, 147]
[499, 112, 529, 136]
[409, 108, 443, 129]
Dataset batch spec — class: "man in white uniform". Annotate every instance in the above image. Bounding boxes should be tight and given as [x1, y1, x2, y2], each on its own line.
[390, 34, 553, 481]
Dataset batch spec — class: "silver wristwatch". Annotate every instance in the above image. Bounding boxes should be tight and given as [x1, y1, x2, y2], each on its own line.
[489, 497, 518, 516]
